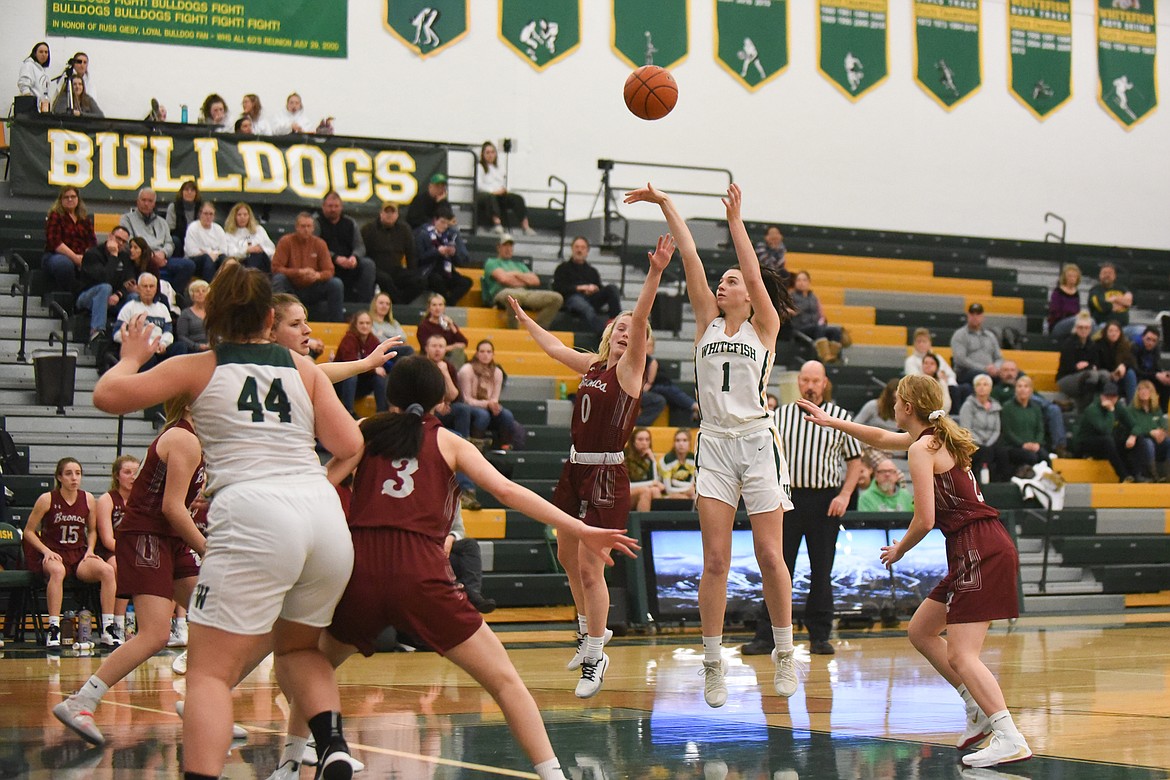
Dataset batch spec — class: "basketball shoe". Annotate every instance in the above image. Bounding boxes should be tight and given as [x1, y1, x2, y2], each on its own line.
[575, 653, 609, 698]
[567, 628, 612, 670]
[962, 733, 1033, 768]
[772, 648, 801, 697]
[700, 658, 728, 707]
[53, 696, 105, 745]
[958, 707, 992, 749]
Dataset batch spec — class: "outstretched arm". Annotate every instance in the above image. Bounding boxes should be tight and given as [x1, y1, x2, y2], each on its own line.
[724, 184, 779, 341]
[508, 296, 596, 375]
[795, 398, 914, 451]
[624, 184, 719, 331]
[617, 234, 674, 396]
[880, 442, 936, 567]
[318, 337, 401, 383]
[94, 313, 209, 414]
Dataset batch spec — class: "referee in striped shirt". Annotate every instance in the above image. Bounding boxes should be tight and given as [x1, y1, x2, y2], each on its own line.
[777, 360, 863, 655]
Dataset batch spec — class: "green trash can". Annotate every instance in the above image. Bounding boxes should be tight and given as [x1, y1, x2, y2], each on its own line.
[32, 349, 78, 408]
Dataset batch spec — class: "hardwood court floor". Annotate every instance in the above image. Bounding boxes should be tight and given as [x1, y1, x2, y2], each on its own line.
[1, 613, 1169, 778]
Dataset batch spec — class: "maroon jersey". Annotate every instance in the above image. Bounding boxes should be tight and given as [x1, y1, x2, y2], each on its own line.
[571, 361, 641, 453]
[119, 420, 206, 537]
[95, 490, 128, 560]
[932, 464, 1000, 537]
[349, 415, 459, 541]
[38, 490, 90, 554]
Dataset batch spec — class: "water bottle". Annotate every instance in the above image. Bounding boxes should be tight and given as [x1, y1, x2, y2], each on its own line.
[558, 381, 567, 401]
[125, 604, 137, 639]
[62, 611, 77, 645]
[180, 104, 188, 123]
[979, 464, 990, 484]
[76, 609, 92, 648]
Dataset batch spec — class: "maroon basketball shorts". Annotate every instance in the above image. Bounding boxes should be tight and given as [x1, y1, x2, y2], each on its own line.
[928, 519, 1020, 624]
[23, 541, 85, 579]
[552, 462, 631, 530]
[114, 532, 200, 599]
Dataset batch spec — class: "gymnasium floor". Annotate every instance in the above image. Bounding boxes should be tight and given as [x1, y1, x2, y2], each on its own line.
[2, 613, 1168, 779]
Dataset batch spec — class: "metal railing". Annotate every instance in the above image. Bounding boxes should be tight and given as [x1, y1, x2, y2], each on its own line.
[596, 158, 735, 244]
[547, 174, 568, 259]
[6, 253, 32, 363]
[1044, 212, 1067, 244]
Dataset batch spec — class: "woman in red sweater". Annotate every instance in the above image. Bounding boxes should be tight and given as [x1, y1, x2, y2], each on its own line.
[334, 311, 389, 417]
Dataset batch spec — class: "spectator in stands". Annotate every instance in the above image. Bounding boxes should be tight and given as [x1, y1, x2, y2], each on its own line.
[766, 393, 779, 413]
[950, 302, 1002, 385]
[754, 225, 788, 277]
[239, 93, 271, 134]
[1133, 326, 1170, 412]
[233, 116, 254, 134]
[334, 311, 390, 417]
[483, 234, 562, 327]
[223, 202, 274, 273]
[1071, 382, 1139, 482]
[791, 270, 846, 364]
[626, 427, 666, 511]
[552, 236, 622, 336]
[1088, 262, 1135, 333]
[369, 292, 414, 366]
[416, 292, 469, 365]
[857, 458, 913, 512]
[904, 327, 957, 384]
[475, 141, 535, 236]
[1047, 263, 1083, 339]
[66, 51, 91, 93]
[959, 374, 1008, 482]
[423, 332, 474, 438]
[362, 201, 425, 304]
[457, 340, 517, 450]
[51, 75, 102, 118]
[637, 334, 700, 426]
[271, 212, 344, 321]
[446, 508, 496, 613]
[854, 378, 901, 433]
[415, 204, 473, 305]
[17, 42, 51, 112]
[77, 226, 130, 343]
[993, 359, 1069, 457]
[175, 279, 210, 353]
[316, 191, 376, 304]
[120, 187, 195, 296]
[165, 179, 201, 258]
[198, 93, 230, 131]
[42, 186, 95, 292]
[113, 272, 177, 367]
[269, 92, 312, 135]
[183, 201, 228, 281]
[406, 173, 450, 229]
[1099, 320, 1137, 402]
[1000, 376, 1050, 478]
[658, 429, 697, 500]
[1131, 380, 1169, 482]
[1057, 313, 1110, 410]
[918, 352, 954, 413]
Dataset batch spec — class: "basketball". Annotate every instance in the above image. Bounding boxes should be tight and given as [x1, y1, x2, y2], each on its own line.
[624, 66, 678, 120]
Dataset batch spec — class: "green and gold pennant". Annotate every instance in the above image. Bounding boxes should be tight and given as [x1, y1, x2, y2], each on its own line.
[500, 0, 581, 71]
[612, 0, 689, 70]
[714, 0, 788, 92]
[1097, 0, 1157, 130]
[818, 0, 889, 101]
[1007, 0, 1072, 120]
[383, 0, 469, 59]
[913, 0, 981, 110]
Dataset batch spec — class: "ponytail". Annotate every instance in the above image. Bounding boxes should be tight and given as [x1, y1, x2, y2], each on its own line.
[930, 414, 977, 471]
[895, 375, 977, 470]
[761, 266, 794, 325]
[360, 356, 445, 461]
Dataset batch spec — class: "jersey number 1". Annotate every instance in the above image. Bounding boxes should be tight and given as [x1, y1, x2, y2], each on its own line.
[721, 362, 731, 392]
[237, 377, 292, 423]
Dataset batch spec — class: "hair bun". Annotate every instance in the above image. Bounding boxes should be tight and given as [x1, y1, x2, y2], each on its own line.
[928, 409, 946, 422]
[405, 403, 425, 417]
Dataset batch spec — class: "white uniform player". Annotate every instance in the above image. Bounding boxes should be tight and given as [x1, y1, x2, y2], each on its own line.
[694, 318, 793, 514]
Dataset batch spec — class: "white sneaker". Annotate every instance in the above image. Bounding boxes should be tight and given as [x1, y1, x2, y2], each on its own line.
[958, 708, 992, 749]
[172, 650, 187, 675]
[99, 623, 122, 648]
[167, 622, 188, 647]
[304, 742, 366, 772]
[175, 700, 247, 740]
[567, 628, 613, 670]
[699, 658, 728, 708]
[53, 696, 105, 745]
[961, 733, 1032, 768]
[771, 648, 802, 697]
[265, 760, 300, 780]
[574, 653, 609, 699]
[317, 746, 357, 779]
[46, 624, 62, 648]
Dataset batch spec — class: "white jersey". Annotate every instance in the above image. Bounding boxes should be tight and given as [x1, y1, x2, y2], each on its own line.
[191, 343, 324, 494]
[695, 317, 774, 434]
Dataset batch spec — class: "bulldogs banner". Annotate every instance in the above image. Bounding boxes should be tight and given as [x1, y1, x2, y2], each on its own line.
[1008, 0, 1072, 120]
[383, 0, 468, 59]
[612, 0, 689, 70]
[913, 0, 981, 110]
[9, 118, 445, 209]
[715, 0, 789, 92]
[1097, 0, 1157, 130]
[818, 0, 889, 101]
[500, 0, 581, 71]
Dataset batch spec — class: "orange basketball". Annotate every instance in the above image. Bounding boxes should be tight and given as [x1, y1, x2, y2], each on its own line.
[624, 65, 678, 120]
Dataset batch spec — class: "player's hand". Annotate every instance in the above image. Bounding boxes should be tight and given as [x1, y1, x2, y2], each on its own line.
[577, 526, 640, 566]
[721, 183, 743, 221]
[796, 398, 834, 427]
[507, 295, 534, 327]
[647, 234, 675, 273]
[827, 494, 849, 517]
[880, 542, 903, 568]
[44, 550, 63, 564]
[118, 313, 162, 367]
[364, 337, 402, 370]
[623, 183, 667, 206]
[443, 533, 455, 556]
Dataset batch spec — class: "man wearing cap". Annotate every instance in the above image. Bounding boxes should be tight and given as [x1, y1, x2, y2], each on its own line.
[362, 201, 426, 304]
[950, 302, 1003, 386]
[482, 234, 562, 327]
[552, 236, 623, 335]
[407, 172, 450, 229]
[1071, 381, 1140, 482]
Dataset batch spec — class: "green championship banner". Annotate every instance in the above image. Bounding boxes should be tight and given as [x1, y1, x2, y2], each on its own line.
[715, 0, 788, 92]
[383, 0, 468, 59]
[45, 0, 346, 58]
[1097, 0, 1157, 130]
[818, 0, 889, 101]
[9, 118, 445, 209]
[1008, 0, 1072, 120]
[612, 0, 689, 70]
[913, 0, 981, 110]
[499, 0, 581, 71]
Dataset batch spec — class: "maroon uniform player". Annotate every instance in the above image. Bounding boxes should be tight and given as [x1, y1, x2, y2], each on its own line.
[93, 454, 139, 644]
[798, 374, 1031, 769]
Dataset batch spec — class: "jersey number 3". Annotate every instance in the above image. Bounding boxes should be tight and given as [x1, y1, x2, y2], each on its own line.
[237, 377, 292, 423]
[381, 458, 420, 498]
